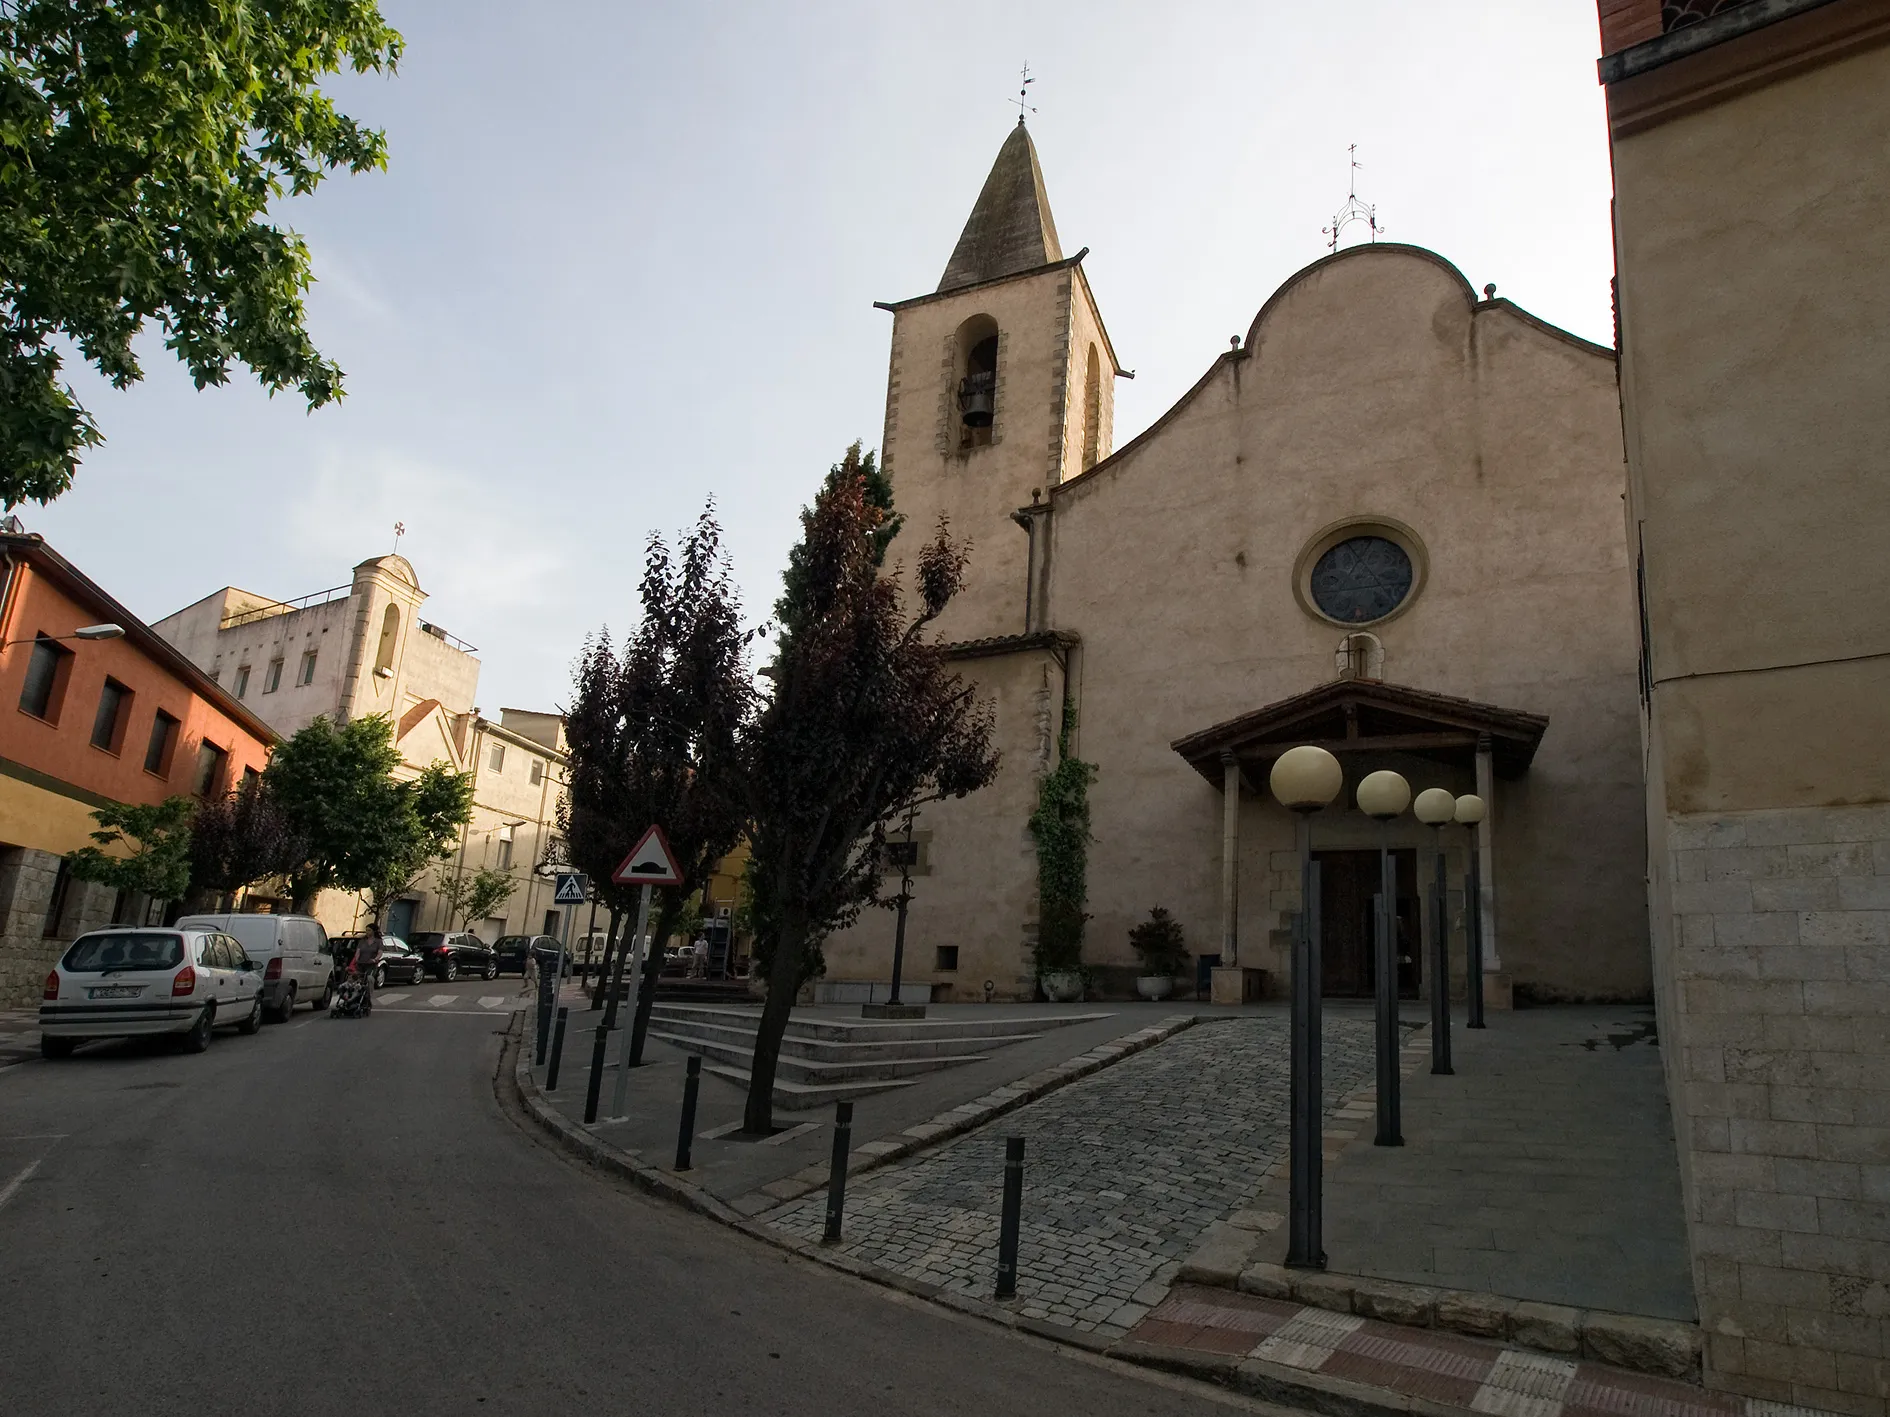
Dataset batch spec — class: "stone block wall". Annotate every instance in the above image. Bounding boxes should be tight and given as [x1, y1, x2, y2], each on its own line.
[0, 847, 114, 1010]
[1665, 802, 1890, 1416]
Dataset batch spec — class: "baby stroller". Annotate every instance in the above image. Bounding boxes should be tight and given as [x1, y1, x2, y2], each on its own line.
[329, 968, 370, 1018]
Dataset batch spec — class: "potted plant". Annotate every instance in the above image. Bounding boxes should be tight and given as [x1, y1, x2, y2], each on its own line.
[1036, 899, 1088, 1002]
[1129, 907, 1188, 1001]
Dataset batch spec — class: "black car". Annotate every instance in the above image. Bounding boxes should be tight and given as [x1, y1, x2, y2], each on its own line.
[494, 934, 563, 976]
[372, 939, 427, 988]
[408, 931, 498, 982]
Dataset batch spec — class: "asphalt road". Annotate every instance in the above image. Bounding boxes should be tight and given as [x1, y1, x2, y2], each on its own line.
[0, 981, 1252, 1416]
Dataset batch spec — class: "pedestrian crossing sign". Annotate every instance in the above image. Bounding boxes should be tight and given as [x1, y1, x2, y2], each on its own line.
[553, 873, 587, 905]
[612, 825, 683, 887]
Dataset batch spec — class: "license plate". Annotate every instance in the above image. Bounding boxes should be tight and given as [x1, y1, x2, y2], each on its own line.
[89, 985, 143, 999]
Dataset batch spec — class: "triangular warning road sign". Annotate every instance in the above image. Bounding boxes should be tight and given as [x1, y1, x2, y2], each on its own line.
[612, 825, 683, 887]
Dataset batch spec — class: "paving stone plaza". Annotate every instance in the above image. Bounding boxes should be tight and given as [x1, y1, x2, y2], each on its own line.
[767, 1015, 1378, 1334]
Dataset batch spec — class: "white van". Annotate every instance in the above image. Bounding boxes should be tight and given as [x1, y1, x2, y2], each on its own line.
[174, 913, 333, 1021]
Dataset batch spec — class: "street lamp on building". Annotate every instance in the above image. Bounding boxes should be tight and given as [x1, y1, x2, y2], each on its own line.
[866, 807, 926, 1020]
[2, 622, 124, 647]
[1414, 787, 1457, 1076]
[1357, 769, 1411, 1148]
[1269, 744, 1343, 1270]
[1455, 793, 1487, 1029]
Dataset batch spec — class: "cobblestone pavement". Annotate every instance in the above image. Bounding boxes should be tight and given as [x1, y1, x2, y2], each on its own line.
[768, 1014, 1376, 1335]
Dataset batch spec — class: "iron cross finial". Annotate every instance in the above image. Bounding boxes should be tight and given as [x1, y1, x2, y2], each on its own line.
[1011, 62, 1036, 124]
[393, 521, 406, 553]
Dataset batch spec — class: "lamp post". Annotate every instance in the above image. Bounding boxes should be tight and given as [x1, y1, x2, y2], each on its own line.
[1455, 794, 1487, 1029]
[1, 622, 124, 647]
[1270, 744, 1343, 1270]
[1414, 787, 1456, 1076]
[866, 807, 925, 1020]
[1356, 770, 1411, 1148]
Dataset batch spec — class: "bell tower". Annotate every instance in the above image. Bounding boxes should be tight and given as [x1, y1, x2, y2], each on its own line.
[875, 119, 1121, 644]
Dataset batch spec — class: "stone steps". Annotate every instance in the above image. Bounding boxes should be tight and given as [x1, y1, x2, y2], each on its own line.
[649, 1014, 1045, 1063]
[649, 1001, 1111, 1043]
[646, 1029, 994, 1084]
[697, 1061, 916, 1113]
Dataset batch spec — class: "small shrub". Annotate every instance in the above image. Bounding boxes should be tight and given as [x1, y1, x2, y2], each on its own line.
[1128, 907, 1189, 978]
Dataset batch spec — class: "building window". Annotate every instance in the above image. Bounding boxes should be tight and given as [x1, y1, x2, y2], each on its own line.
[263, 659, 283, 693]
[885, 840, 921, 869]
[194, 740, 229, 797]
[489, 743, 505, 773]
[935, 945, 960, 972]
[18, 635, 71, 721]
[241, 765, 261, 793]
[234, 664, 251, 699]
[1081, 342, 1102, 471]
[529, 760, 544, 786]
[299, 650, 318, 685]
[1294, 519, 1428, 630]
[955, 314, 999, 450]
[145, 711, 180, 776]
[90, 677, 131, 752]
[497, 836, 514, 870]
[43, 859, 73, 937]
[373, 604, 400, 676]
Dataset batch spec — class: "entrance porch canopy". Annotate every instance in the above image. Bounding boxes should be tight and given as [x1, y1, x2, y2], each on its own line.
[1170, 679, 1549, 787]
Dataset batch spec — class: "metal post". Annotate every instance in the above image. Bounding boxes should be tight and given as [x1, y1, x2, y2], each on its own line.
[1466, 845, 1486, 1029]
[1431, 845, 1453, 1074]
[823, 1100, 854, 1242]
[1287, 816, 1325, 1269]
[582, 1023, 609, 1124]
[675, 1055, 702, 1170]
[551, 883, 574, 1012]
[1374, 847, 1403, 1147]
[996, 1136, 1025, 1299]
[535, 956, 555, 1065]
[887, 810, 914, 1006]
[581, 895, 599, 984]
[609, 883, 654, 1120]
[546, 1007, 570, 1089]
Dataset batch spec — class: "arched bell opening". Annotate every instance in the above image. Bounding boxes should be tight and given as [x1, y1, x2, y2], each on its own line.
[954, 314, 999, 449]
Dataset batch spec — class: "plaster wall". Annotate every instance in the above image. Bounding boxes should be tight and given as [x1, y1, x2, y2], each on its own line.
[1043, 247, 1644, 998]
[822, 648, 1066, 1000]
[882, 266, 1085, 645]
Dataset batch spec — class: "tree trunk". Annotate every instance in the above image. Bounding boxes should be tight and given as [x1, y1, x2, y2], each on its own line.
[589, 907, 622, 1010]
[743, 919, 806, 1135]
[627, 899, 680, 1066]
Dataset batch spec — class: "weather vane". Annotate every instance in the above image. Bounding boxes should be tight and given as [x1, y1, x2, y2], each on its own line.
[1011, 62, 1036, 124]
[393, 520, 406, 554]
[1322, 144, 1384, 253]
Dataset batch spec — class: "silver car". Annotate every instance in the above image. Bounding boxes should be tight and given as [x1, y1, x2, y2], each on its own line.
[39, 927, 266, 1058]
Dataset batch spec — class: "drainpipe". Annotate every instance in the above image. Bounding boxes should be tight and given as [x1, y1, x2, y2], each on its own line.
[0, 543, 20, 650]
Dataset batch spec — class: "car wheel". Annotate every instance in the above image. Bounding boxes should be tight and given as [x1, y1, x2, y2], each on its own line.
[483, 960, 498, 981]
[237, 995, 263, 1036]
[443, 958, 457, 983]
[375, 964, 387, 990]
[182, 1004, 214, 1054]
[311, 977, 332, 1012]
[40, 1035, 76, 1060]
[268, 983, 295, 1023]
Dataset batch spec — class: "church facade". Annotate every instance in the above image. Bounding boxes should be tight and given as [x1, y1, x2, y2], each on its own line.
[821, 122, 1649, 1007]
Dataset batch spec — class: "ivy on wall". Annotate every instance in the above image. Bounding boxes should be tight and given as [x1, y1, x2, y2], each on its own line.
[1028, 696, 1096, 978]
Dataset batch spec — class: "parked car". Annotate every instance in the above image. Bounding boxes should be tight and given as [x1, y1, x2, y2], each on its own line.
[487, 937, 559, 982]
[39, 927, 265, 1057]
[408, 931, 497, 982]
[331, 934, 424, 988]
[174, 912, 332, 1021]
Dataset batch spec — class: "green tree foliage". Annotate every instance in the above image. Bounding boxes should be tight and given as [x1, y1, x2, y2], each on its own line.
[1128, 907, 1189, 979]
[559, 505, 752, 1052]
[1028, 698, 1095, 980]
[435, 866, 517, 930]
[0, 1, 403, 506]
[773, 441, 900, 631]
[65, 794, 194, 902]
[187, 775, 305, 901]
[741, 459, 999, 1133]
[263, 714, 472, 914]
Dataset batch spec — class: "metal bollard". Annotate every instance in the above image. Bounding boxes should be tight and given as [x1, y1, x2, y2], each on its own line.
[582, 1024, 610, 1124]
[674, 1055, 702, 1170]
[996, 1136, 1025, 1299]
[823, 1101, 854, 1242]
[546, 1007, 570, 1090]
[535, 960, 555, 1065]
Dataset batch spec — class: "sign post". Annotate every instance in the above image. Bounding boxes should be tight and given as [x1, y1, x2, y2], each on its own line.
[544, 872, 587, 1063]
[607, 826, 683, 1121]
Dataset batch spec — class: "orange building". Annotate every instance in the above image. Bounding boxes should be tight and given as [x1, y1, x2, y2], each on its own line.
[0, 529, 275, 1008]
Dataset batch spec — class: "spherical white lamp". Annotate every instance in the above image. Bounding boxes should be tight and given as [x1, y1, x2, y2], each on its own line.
[1356, 769, 1411, 821]
[1269, 745, 1344, 813]
[1413, 787, 1457, 827]
[1454, 793, 1486, 827]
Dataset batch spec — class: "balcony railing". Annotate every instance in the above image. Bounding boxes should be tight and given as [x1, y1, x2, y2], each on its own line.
[220, 583, 351, 630]
[1662, 0, 1757, 32]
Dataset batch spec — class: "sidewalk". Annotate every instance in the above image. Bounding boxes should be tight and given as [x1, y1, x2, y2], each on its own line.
[0, 1008, 38, 1068]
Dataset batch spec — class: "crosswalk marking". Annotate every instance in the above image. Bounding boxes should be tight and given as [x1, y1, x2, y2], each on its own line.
[428, 995, 456, 1008]
[478, 996, 505, 1009]
[378, 993, 407, 1003]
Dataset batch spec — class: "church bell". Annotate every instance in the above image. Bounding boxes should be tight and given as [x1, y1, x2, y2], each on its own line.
[958, 370, 996, 428]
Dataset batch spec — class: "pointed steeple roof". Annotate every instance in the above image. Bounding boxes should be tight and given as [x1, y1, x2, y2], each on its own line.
[937, 121, 1064, 294]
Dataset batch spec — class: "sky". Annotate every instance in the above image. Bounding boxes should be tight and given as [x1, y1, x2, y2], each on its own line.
[23, 0, 1617, 716]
